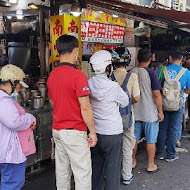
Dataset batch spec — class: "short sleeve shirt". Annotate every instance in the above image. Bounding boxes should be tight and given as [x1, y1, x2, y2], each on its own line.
[113, 68, 140, 123]
[113, 68, 140, 98]
[132, 67, 162, 122]
[47, 63, 90, 131]
[159, 64, 190, 102]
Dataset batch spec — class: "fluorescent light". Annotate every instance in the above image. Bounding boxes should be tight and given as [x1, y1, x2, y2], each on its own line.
[28, 3, 38, 9]
[9, 0, 18, 4]
[112, 14, 119, 18]
[7, 16, 12, 19]
[17, 15, 23, 19]
[70, 12, 81, 17]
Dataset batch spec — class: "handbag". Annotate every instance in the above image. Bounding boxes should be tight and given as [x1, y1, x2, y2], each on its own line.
[14, 101, 36, 156]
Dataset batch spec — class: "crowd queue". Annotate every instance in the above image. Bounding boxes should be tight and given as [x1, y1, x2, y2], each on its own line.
[0, 34, 190, 190]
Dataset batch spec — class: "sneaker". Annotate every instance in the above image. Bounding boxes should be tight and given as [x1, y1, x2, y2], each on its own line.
[123, 176, 133, 185]
[155, 155, 164, 160]
[166, 155, 179, 162]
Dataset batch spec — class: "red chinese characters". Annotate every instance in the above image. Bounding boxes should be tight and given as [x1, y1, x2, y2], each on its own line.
[81, 21, 124, 43]
[53, 45, 59, 57]
[53, 19, 63, 36]
[68, 19, 79, 33]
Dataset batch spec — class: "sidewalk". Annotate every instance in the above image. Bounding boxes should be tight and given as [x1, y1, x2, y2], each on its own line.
[23, 136, 190, 190]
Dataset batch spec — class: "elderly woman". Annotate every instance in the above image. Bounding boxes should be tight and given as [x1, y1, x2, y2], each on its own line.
[0, 64, 36, 190]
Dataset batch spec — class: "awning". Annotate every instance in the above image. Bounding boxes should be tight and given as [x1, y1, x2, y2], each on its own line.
[86, 0, 190, 28]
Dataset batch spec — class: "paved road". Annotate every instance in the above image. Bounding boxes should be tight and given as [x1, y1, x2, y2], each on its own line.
[23, 136, 190, 190]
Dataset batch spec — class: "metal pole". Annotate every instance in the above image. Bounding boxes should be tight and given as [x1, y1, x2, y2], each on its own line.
[39, 8, 45, 77]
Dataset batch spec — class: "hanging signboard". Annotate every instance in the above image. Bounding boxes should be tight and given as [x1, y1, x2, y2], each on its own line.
[81, 21, 125, 44]
[81, 9, 126, 27]
[50, 15, 81, 68]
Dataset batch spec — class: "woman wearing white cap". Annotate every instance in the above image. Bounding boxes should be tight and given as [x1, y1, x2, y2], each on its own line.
[0, 64, 36, 190]
[89, 50, 129, 190]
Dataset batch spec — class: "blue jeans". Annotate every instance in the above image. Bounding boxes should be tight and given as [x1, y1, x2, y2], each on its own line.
[176, 106, 185, 140]
[0, 161, 26, 190]
[156, 107, 184, 159]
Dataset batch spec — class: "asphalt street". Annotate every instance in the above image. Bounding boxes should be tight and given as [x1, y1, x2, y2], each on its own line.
[23, 135, 190, 190]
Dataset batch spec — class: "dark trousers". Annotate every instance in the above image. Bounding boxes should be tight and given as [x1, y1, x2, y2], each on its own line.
[91, 133, 123, 190]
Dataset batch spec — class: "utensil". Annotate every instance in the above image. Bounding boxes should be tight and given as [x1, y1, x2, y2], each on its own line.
[31, 96, 45, 109]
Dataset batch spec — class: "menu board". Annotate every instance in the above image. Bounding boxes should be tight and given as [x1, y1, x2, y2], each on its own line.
[81, 21, 125, 44]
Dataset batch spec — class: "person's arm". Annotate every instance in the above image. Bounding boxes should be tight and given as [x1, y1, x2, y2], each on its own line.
[132, 95, 140, 104]
[78, 96, 97, 147]
[0, 98, 36, 132]
[152, 90, 164, 122]
[76, 73, 97, 147]
[131, 73, 141, 104]
[146, 68, 164, 122]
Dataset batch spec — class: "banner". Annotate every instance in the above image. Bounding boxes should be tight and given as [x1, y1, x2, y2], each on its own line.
[50, 15, 81, 67]
[81, 21, 125, 44]
[81, 9, 126, 27]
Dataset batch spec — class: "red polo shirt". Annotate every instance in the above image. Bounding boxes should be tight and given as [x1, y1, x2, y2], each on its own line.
[47, 63, 90, 131]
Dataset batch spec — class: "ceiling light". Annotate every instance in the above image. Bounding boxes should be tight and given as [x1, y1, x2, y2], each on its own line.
[70, 0, 82, 17]
[28, 3, 38, 9]
[112, 14, 119, 18]
[7, 16, 12, 19]
[17, 15, 23, 20]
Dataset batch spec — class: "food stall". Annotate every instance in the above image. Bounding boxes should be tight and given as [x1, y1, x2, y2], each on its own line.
[1, 0, 190, 173]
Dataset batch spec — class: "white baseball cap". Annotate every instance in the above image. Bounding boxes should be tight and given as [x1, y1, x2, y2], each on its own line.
[0, 64, 29, 88]
[90, 50, 112, 74]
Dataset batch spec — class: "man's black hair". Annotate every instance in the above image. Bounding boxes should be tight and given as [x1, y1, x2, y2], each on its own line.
[169, 49, 183, 61]
[137, 48, 152, 63]
[56, 34, 79, 55]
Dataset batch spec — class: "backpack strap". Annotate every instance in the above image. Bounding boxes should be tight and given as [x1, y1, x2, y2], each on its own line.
[121, 73, 131, 92]
[163, 67, 170, 81]
[175, 68, 186, 81]
[158, 66, 165, 82]
[111, 73, 117, 82]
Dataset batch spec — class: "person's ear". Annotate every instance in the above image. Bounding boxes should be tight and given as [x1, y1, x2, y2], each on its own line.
[169, 56, 172, 63]
[73, 48, 79, 55]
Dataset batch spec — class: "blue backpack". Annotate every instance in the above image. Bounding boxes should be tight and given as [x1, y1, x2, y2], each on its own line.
[111, 73, 132, 129]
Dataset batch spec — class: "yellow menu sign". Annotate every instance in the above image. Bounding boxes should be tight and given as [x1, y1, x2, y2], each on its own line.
[81, 9, 126, 27]
[50, 14, 82, 67]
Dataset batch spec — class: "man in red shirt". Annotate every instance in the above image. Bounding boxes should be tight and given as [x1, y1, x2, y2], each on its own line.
[47, 34, 97, 190]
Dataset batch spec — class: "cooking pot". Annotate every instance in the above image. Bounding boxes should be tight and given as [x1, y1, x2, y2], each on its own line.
[31, 96, 45, 109]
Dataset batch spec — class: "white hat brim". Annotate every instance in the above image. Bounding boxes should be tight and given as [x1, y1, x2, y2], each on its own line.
[19, 81, 29, 88]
